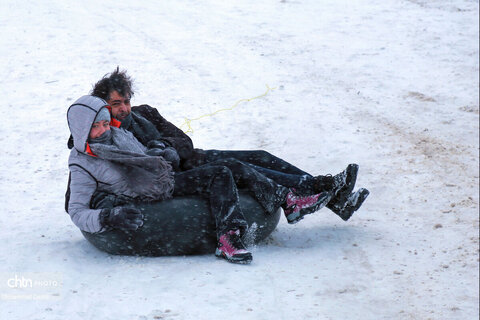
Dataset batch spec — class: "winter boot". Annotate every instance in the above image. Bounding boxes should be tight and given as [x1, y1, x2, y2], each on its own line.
[282, 189, 334, 224]
[215, 230, 252, 264]
[312, 164, 358, 195]
[330, 188, 370, 221]
[326, 164, 359, 211]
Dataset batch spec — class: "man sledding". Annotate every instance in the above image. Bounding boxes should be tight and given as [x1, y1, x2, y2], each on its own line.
[65, 68, 369, 264]
[88, 67, 369, 220]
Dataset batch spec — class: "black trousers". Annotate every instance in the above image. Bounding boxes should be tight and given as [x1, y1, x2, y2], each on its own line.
[173, 159, 288, 237]
[204, 150, 318, 192]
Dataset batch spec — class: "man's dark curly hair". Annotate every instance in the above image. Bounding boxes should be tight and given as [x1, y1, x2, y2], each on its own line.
[91, 66, 134, 101]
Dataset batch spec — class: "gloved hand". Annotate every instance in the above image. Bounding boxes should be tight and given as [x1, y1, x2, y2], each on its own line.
[160, 147, 180, 170]
[99, 206, 144, 231]
[146, 148, 165, 156]
[146, 147, 180, 171]
[147, 140, 167, 149]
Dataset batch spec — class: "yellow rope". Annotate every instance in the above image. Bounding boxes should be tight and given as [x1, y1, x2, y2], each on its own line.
[180, 84, 276, 134]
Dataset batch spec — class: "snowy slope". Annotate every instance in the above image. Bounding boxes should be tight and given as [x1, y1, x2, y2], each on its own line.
[0, 0, 478, 319]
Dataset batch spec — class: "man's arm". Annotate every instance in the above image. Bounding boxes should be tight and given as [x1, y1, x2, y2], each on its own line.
[132, 104, 194, 159]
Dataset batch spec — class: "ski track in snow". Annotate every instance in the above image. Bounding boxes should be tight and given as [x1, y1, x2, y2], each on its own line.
[0, 0, 478, 319]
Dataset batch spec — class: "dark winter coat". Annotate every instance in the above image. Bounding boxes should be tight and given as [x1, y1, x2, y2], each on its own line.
[129, 105, 206, 170]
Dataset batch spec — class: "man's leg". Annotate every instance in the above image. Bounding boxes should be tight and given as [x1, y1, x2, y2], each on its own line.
[204, 150, 320, 192]
[204, 151, 364, 204]
[205, 150, 311, 176]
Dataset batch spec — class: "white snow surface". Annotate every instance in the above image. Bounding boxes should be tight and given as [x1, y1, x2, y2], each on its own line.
[0, 0, 478, 319]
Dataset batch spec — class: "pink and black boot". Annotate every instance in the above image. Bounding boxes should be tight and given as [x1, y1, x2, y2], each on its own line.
[281, 189, 334, 224]
[215, 229, 252, 264]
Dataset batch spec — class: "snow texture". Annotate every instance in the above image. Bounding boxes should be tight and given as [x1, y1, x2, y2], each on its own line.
[0, 0, 478, 319]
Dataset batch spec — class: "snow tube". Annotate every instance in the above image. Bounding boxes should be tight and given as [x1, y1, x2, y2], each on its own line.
[81, 191, 281, 256]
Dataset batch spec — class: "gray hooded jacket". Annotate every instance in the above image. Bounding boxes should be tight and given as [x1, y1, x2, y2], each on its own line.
[67, 96, 172, 233]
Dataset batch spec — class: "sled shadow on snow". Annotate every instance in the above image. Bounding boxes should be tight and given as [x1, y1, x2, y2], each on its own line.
[261, 223, 370, 250]
[72, 220, 370, 262]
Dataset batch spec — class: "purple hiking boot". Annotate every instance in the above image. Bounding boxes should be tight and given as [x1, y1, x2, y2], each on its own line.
[215, 230, 252, 264]
[282, 189, 333, 224]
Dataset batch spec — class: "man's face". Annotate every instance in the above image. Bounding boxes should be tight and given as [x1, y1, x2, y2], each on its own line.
[108, 90, 131, 121]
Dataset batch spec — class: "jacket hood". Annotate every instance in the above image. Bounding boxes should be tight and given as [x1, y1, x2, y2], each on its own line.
[67, 95, 109, 153]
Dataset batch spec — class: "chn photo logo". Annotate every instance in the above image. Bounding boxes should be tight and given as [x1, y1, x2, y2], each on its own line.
[7, 274, 33, 288]
[1, 272, 62, 300]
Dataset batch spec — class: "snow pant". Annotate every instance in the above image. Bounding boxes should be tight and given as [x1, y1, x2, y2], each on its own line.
[172, 163, 250, 237]
[189, 158, 289, 215]
[204, 149, 317, 192]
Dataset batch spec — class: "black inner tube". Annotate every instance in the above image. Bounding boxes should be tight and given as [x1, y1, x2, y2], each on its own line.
[82, 191, 281, 256]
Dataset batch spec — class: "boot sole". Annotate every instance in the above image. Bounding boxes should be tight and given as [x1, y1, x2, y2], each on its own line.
[344, 164, 359, 195]
[338, 188, 370, 221]
[215, 248, 253, 264]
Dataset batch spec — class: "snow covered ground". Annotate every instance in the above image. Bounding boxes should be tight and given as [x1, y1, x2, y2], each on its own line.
[0, 0, 478, 319]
